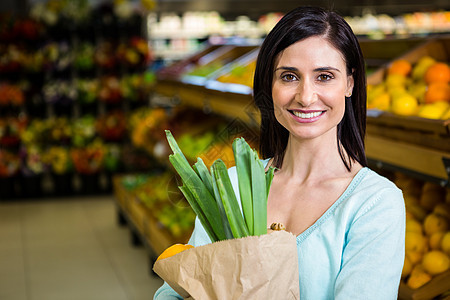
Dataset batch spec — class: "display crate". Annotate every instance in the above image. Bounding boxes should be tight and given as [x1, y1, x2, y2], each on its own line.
[156, 44, 223, 81]
[359, 37, 426, 74]
[205, 47, 259, 95]
[365, 37, 450, 186]
[113, 174, 191, 257]
[179, 45, 257, 86]
[155, 45, 259, 125]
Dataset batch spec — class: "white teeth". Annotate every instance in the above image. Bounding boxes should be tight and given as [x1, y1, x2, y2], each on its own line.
[292, 111, 323, 119]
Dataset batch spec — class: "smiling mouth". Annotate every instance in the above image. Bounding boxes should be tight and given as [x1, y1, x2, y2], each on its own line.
[290, 110, 324, 119]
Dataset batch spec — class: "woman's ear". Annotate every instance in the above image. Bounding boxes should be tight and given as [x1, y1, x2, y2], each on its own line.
[346, 70, 354, 96]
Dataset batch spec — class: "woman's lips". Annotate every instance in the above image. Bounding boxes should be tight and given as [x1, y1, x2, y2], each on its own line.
[289, 110, 325, 122]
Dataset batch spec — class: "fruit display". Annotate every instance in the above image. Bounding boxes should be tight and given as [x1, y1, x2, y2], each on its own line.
[0, 116, 27, 148]
[212, 49, 258, 92]
[156, 45, 223, 80]
[72, 115, 96, 147]
[181, 46, 257, 85]
[367, 56, 450, 120]
[0, 83, 25, 107]
[215, 60, 256, 88]
[20, 145, 45, 177]
[41, 146, 73, 175]
[70, 139, 105, 175]
[0, 149, 20, 178]
[129, 107, 170, 155]
[119, 171, 196, 239]
[394, 173, 450, 294]
[96, 111, 127, 142]
[103, 144, 122, 173]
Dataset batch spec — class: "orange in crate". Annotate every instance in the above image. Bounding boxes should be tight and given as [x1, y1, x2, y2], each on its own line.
[424, 82, 450, 103]
[388, 59, 412, 76]
[424, 62, 450, 84]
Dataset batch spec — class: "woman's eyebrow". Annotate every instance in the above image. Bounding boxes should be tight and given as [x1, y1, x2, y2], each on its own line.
[314, 66, 341, 73]
[274, 66, 341, 73]
[274, 66, 298, 72]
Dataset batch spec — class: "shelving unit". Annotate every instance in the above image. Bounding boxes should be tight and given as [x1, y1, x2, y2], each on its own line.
[0, 6, 155, 199]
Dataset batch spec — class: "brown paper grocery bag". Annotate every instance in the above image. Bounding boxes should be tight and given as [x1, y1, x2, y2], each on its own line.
[153, 230, 300, 300]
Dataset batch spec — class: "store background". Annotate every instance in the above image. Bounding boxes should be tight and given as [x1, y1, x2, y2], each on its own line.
[0, 0, 449, 299]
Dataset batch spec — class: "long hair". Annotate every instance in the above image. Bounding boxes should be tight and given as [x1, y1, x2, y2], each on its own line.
[253, 6, 367, 171]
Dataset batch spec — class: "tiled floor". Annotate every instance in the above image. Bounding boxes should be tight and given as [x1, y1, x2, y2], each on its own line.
[0, 195, 164, 300]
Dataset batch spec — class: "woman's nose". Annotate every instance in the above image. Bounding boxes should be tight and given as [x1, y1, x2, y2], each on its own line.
[294, 79, 317, 107]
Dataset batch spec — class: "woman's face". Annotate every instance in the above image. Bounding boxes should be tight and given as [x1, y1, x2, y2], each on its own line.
[272, 35, 354, 141]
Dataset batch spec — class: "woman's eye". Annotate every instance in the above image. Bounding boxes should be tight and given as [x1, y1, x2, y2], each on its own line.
[281, 74, 297, 81]
[318, 74, 333, 81]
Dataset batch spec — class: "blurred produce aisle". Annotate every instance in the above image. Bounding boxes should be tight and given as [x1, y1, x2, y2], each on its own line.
[0, 1, 450, 299]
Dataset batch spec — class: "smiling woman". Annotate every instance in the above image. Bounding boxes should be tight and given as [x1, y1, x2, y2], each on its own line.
[153, 6, 406, 300]
[252, 6, 405, 299]
[271, 36, 354, 138]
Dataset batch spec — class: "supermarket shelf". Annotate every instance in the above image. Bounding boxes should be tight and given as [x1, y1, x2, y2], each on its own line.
[365, 135, 450, 186]
[155, 79, 259, 126]
[366, 111, 450, 186]
[113, 176, 190, 260]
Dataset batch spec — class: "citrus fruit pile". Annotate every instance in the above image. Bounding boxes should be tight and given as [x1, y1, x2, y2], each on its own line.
[395, 174, 450, 289]
[367, 57, 450, 119]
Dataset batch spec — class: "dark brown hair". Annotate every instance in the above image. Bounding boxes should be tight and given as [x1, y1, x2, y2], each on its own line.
[253, 6, 367, 171]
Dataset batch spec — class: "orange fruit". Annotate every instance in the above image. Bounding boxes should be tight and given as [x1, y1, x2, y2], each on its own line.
[405, 231, 427, 252]
[420, 188, 445, 211]
[423, 213, 449, 236]
[408, 204, 428, 222]
[388, 59, 412, 76]
[417, 102, 450, 119]
[412, 56, 436, 80]
[406, 267, 432, 289]
[424, 82, 450, 103]
[422, 250, 450, 275]
[385, 74, 407, 89]
[390, 93, 418, 116]
[368, 92, 390, 110]
[156, 243, 194, 261]
[441, 231, 450, 255]
[406, 218, 423, 234]
[402, 255, 413, 279]
[433, 203, 450, 219]
[429, 231, 445, 250]
[407, 250, 424, 265]
[442, 107, 450, 120]
[424, 62, 450, 84]
[404, 193, 420, 207]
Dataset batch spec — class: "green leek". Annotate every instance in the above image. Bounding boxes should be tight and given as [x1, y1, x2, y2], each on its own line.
[166, 130, 275, 241]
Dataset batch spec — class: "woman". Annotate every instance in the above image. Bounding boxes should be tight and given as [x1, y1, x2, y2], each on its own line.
[155, 6, 405, 299]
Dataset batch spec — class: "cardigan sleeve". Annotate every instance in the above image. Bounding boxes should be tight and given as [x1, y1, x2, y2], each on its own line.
[334, 186, 405, 299]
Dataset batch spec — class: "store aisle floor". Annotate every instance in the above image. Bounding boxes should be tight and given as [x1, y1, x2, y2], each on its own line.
[0, 195, 164, 300]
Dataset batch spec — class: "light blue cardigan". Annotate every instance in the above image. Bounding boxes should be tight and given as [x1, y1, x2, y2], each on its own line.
[154, 164, 405, 299]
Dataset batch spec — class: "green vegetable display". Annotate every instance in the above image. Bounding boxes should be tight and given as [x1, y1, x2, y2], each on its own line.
[166, 130, 275, 242]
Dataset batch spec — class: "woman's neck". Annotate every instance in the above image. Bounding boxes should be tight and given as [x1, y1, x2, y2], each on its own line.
[276, 134, 353, 184]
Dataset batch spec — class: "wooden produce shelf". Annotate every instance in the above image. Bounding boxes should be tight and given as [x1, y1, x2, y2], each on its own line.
[155, 44, 259, 126]
[113, 175, 188, 257]
[155, 78, 258, 126]
[366, 135, 450, 184]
